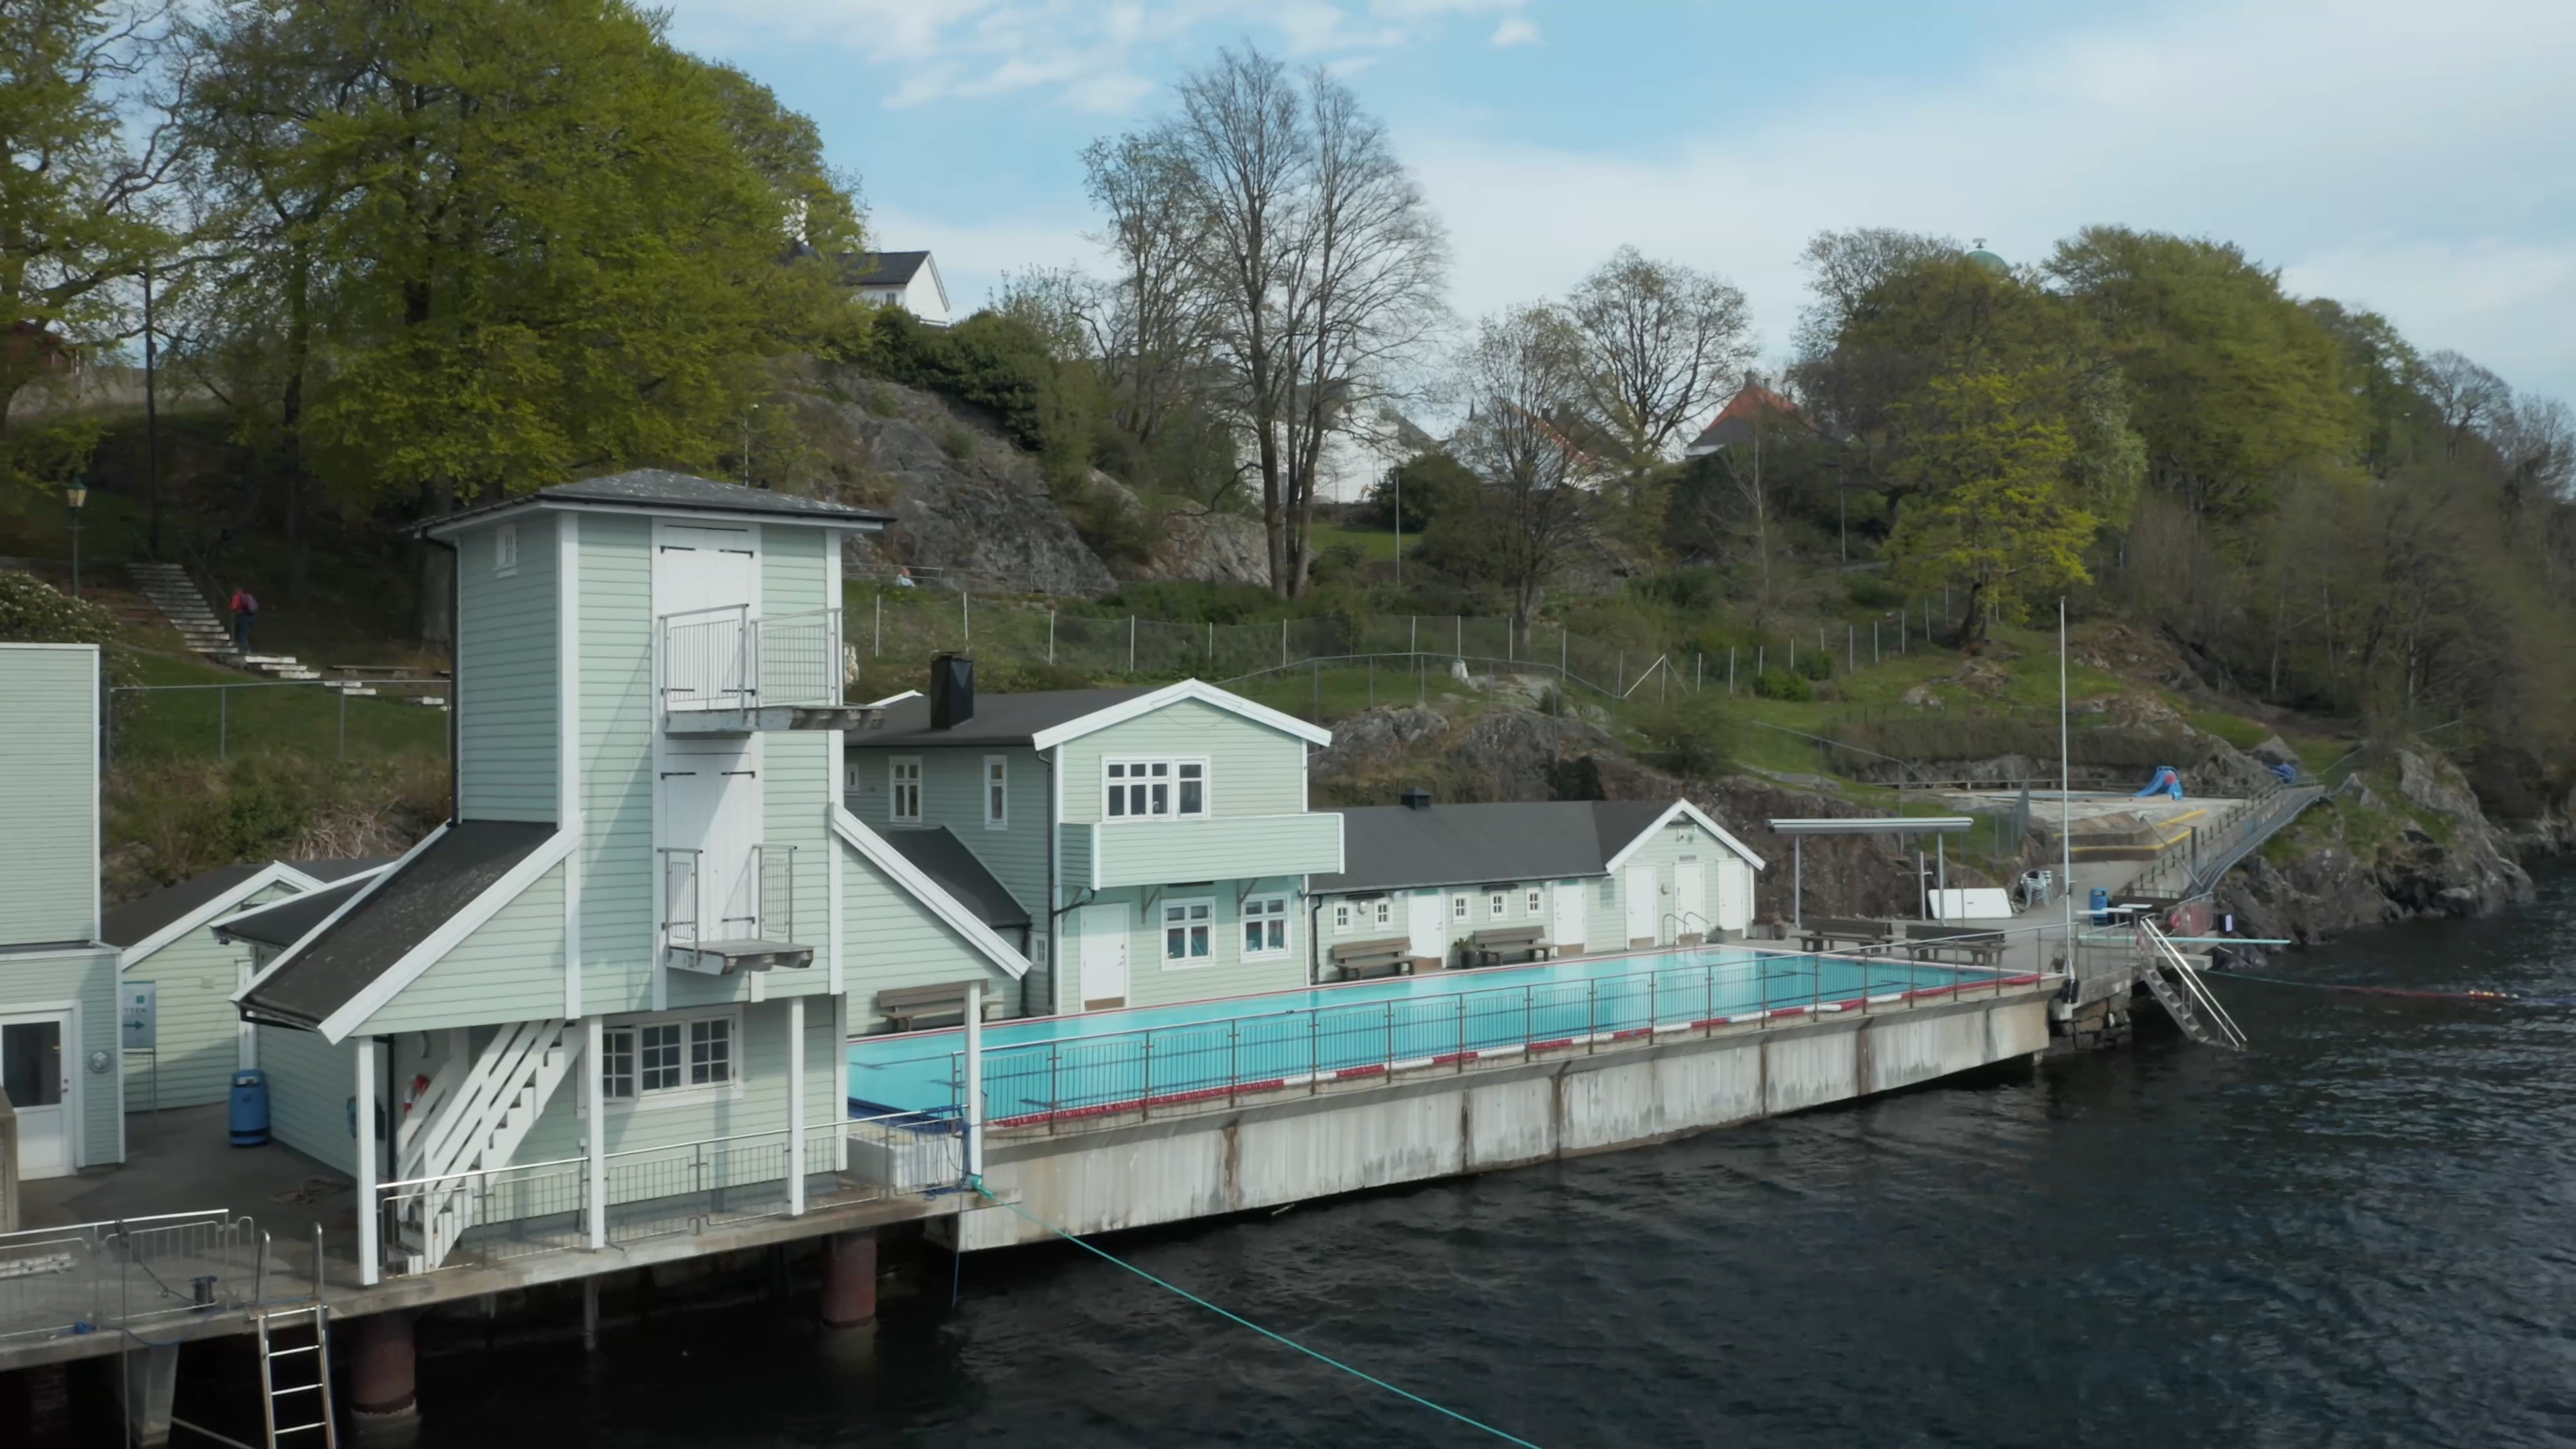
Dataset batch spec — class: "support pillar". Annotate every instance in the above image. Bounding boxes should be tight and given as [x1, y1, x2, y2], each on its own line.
[27, 1362, 72, 1443]
[117, 1344, 180, 1448]
[354, 1035, 380, 1286]
[348, 1310, 419, 1425]
[788, 997, 806, 1217]
[818, 1230, 877, 1329]
[582, 1276, 600, 1352]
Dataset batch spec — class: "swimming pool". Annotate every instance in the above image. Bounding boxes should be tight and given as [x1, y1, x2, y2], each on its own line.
[849, 946, 2023, 1126]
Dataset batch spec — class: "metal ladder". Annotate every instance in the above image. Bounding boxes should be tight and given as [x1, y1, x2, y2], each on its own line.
[2135, 918, 2249, 1050]
[256, 1303, 339, 1448]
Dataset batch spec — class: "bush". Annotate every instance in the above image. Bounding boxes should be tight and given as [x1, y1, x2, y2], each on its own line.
[1752, 667, 1814, 702]
[1847, 574, 1906, 610]
[105, 753, 447, 899]
[1631, 702, 1737, 779]
[0, 568, 138, 685]
[939, 425, 977, 461]
[1796, 648, 1835, 681]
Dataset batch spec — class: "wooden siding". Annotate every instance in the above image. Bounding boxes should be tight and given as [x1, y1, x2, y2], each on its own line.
[1079, 812, 1340, 890]
[841, 744, 1048, 916]
[577, 514, 656, 1012]
[0, 945, 119, 1165]
[1056, 698, 1308, 825]
[840, 837, 1023, 1031]
[0, 645, 97, 945]
[1081, 876, 1309, 1011]
[255, 1026, 356, 1177]
[514, 998, 844, 1185]
[355, 863, 571, 1035]
[124, 881, 296, 1108]
[457, 515, 560, 821]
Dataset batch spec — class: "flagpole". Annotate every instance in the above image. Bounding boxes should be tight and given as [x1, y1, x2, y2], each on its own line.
[2060, 597, 2074, 983]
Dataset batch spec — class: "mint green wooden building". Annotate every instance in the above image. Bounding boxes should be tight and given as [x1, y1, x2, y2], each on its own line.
[231, 473, 1030, 1281]
[842, 675, 1343, 1016]
[0, 643, 121, 1181]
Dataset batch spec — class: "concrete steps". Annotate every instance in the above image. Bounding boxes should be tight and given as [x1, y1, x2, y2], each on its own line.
[125, 561, 449, 711]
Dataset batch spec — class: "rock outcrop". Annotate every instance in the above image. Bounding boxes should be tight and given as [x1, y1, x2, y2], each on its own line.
[2222, 749, 2532, 943]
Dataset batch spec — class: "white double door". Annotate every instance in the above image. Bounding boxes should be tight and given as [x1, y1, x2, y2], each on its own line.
[655, 523, 759, 706]
[663, 737, 765, 942]
[1674, 862, 1708, 939]
[0, 1011, 72, 1179]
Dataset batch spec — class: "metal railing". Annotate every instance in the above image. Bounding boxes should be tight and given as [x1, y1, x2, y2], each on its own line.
[0, 1210, 262, 1342]
[2126, 775, 2323, 899]
[941, 944, 2052, 1134]
[370, 1114, 949, 1278]
[659, 605, 843, 712]
[661, 843, 798, 949]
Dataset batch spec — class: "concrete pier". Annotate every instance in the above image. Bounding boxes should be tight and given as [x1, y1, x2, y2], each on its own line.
[943, 987, 2050, 1251]
[347, 1311, 419, 1425]
[818, 1232, 878, 1329]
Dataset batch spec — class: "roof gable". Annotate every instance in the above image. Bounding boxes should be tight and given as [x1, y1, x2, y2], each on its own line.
[1313, 798, 1764, 894]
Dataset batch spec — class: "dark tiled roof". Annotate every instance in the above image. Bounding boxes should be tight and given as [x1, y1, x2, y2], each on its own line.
[103, 865, 264, 949]
[218, 877, 372, 951]
[290, 857, 396, 882]
[842, 250, 931, 288]
[1685, 384, 1805, 454]
[1310, 800, 1680, 894]
[879, 828, 1030, 930]
[428, 471, 892, 533]
[854, 686, 1159, 747]
[238, 822, 555, 1030]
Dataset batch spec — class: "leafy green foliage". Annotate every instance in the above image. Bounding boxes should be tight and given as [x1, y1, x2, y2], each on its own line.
[1629, 700, 1737, 779]
[0, 566, 117, 646]
[1884, 371, 2097, 639]
[1367, 451, 1480, 533]
[1752, 667, 1813, 702]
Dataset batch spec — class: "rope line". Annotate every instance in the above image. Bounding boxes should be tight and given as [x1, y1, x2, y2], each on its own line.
[2220, 973, 2576, 1005]
[969, 1181, 1544, 1448]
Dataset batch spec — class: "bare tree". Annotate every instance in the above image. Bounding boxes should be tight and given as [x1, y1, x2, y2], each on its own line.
[1079, 131, 1211, 447]
[1159, 46, 1446, 596]
[2419, 349, 2512, 460]
[1445, 306, 1599, 627]
[1566, 246, 1753, 462]
[2490, 394, 2575, 514]
[1789, 226, 1960, 363]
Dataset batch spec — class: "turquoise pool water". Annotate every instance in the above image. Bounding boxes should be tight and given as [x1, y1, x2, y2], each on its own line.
[849, 946, 2000, 1123]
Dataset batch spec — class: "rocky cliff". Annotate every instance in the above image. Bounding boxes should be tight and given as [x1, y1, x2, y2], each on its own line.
[2222, 749, 2534, 944]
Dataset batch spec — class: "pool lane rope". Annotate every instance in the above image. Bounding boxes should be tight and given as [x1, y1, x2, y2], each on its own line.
[969, 1179, 1545, 1448]
[2221, 973, 2576, 1006]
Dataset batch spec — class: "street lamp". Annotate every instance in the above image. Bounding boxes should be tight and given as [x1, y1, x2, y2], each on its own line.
[64, 476, 88, 596]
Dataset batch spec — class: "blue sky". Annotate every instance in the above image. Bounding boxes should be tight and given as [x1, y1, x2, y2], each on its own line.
[665, 0, 2576, 408]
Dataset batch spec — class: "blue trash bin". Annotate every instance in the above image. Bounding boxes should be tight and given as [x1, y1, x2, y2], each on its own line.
[2088, 886, 2110, 927]
[229, 1069, 270, 1146]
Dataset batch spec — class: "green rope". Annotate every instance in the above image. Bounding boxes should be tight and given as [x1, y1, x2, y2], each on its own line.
[969, 1180, 1544, 1448]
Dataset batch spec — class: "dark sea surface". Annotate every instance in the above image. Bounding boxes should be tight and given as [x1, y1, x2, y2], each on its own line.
[413, 873, 2576, 1448]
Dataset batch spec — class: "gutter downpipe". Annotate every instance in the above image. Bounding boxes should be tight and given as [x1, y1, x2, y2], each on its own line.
[432, 533, 462, 822]
[1041, 747, 1057, 1019]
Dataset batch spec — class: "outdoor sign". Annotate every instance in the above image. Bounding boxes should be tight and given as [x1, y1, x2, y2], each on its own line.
[121, 981, 158, 1051]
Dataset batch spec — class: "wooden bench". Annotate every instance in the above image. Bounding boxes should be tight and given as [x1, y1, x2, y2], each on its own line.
[1330, 936, 1415, 981]
[1902, 923, 2005, 968]
[1466, 924, 1551, 967]
[875, 981, 1002, 1032]
[1798, 916, 1894, 953]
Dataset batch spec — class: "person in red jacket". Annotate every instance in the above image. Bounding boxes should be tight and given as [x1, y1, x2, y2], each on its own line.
[229, 586, 258, 651]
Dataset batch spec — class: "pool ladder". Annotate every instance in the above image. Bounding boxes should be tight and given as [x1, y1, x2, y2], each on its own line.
[256, 1303, 339, 1447]
[2134, 919, 2249, 1051]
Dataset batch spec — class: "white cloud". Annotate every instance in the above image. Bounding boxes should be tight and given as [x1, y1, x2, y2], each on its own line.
[1489, 16, 1538, 46]
[1402, 0, 2576, 401]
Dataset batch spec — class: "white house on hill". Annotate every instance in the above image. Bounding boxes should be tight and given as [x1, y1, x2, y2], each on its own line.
[846, 250, 951, 327]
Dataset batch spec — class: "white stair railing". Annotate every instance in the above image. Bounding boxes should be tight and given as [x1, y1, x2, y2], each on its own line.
[390, 1019, 581, 1271]
[2134, 918, 2249, 1050]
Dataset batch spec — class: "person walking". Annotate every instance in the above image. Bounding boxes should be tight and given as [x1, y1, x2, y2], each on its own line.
[229, 586, 259, 652]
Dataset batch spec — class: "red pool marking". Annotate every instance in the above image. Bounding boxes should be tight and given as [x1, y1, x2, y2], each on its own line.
[1333, 1063, 1389, 1081]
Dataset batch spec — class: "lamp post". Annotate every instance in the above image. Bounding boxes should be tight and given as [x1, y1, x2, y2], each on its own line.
[65, 476, 88, 596]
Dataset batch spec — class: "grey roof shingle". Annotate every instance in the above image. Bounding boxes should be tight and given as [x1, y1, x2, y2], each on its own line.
[427, 470, 892, 533]
[102, 857, 396, 951]
[878, 828, 1030, 930]
[843, 250, 931, 288]
[1310, 800, 1681, 894]
[855, 686, 1159, 747]
[237, 822, 555, 1030]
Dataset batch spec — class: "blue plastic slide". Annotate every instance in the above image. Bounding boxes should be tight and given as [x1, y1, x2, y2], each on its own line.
[2134, 765, 2184, 800]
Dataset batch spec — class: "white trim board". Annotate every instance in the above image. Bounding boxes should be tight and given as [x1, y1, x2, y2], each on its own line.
[423, 498, 890, 541]
[118, 861, 330, 970]
[234, 828, 450, 1005]
[208, 861, 396, 941]
[828, 806, 1030, 979]
[1601, 800, 1770, 875]
[1027, 679, 1334, 751]
[315, 830, 578, 1042]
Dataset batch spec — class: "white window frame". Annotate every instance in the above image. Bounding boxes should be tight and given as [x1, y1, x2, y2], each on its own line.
[1161, 897, 1216, 967]
[600, 1008, 745, 1112]
[982, 755, 1008, 830]
[1372, 898, 1394, 930]
[1487, 890, 1509, 920]
[1452, 894, 1470, 922]
[1525, 886, 1544, 916]
[494, 522, 519, 577]
[1242, 895, 1290, 959]
[1102, 757, 1211, 822]
[1333, 901, 1353, 934]
[889, 757, 922, 824]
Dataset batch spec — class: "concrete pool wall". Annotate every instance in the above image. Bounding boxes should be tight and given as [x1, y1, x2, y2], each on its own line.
[940, 985, 2051, 1251]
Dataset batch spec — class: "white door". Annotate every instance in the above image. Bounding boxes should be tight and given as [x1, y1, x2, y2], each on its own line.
[1406, 890, 1447, 965]
[661, 739, 764, 943]
[0, 1012, 72, 1179]
[1078, 903, 1131, 1011]
[1715, 860, 1752, 933]
[655, 525, 759, 707]
[1674, 861, 1708, 941]
[1625, 865, 1660, 947]
[1551, 881, 1587, 955]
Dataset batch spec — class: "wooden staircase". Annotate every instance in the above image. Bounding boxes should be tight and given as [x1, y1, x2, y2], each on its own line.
[392, 1020, 581, 1271]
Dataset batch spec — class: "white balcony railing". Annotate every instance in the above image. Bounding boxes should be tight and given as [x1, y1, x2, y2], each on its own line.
[659, 606, 843, 712]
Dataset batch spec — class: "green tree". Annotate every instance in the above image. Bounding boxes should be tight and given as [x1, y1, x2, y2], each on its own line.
[1366, 450, 1478, 533]
[1884, 371, 2096, 647]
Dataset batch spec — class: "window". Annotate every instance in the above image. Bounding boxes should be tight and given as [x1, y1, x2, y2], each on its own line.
[494, 522, 519, 576]
[1372, 898, 1394, 930]
[1525, 887, 1544, 916]
[603, 1012, 741, 1106]
[1488, 890, 1509, 919]
[890, 758, 922, 823]
[1243, 896, 1289, 957]
[1105, 759, 1208, 819]
[1163, 900, 1214, 963]
[1452, 894, 1470, 922]
[983, 755, 1008, 829]
[1333, 902, 1352, 934]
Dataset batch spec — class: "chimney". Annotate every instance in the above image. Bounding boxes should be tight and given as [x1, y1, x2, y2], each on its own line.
[930, 653, 975, 729]
[1399, 786, 1432, 811]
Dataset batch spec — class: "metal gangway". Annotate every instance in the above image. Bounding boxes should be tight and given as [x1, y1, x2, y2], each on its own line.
[2134, 918, 2249, 1050]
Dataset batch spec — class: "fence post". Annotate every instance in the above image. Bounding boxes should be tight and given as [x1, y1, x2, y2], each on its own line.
[1560, 628, 1567, 681]
[219, 686, 228, 759]
[873, 596, 881, 656]
[1454, 616, 1462, 657]
[1206, 621, 1213, 667]
[1049, 610, 1056, 665]
[338, 688, 347, 759]
[963, 588, 970, 646]
[1848, 625, 1856, 674]
[1729, 646, 1736, 696]
[1128, 616, 1136, 674]
[1281, 618, 1288, 667]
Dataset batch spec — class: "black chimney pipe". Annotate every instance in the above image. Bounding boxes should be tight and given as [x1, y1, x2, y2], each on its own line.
[1400, 786, 1432, 810]
[930, 653, 975, 729]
